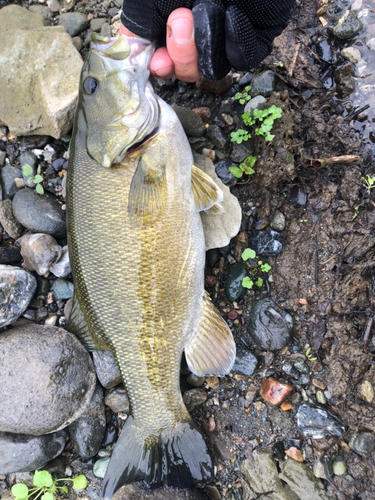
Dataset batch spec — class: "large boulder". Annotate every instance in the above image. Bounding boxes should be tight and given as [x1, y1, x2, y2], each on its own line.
[0, 325, 97, 436]
[0, 5, 83, 138]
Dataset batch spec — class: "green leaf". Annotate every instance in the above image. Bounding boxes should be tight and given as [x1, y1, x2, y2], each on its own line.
[244, 85, 251, 92]
[60, 486, 68, 493]
[309, 357, 318, 361]
[33, 175, 43, 184]
[260, 263, 272, 273]
[241, 248, 256, 261]
[35, 183, 44, 195]
[11, 484, 29, 499]
[235, 93, 242, 100]
[72, 475, 87, 490]
[22, 164, 33, 176]
[228, 166, 244, 179]
[33, 471, 53, 488]
[41, 493, 54, 500]
[242, 277, 253, 289]
[255, 277, 263, 287]
[239, 98, 245, 105]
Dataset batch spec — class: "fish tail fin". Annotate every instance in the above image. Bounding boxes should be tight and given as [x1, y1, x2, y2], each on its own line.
[101, 416, 213, 499]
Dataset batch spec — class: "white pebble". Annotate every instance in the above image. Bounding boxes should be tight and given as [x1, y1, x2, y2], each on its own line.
[340, 47, 361, 63]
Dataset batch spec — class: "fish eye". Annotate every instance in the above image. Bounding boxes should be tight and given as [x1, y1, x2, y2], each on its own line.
[83, 76, 99, 95]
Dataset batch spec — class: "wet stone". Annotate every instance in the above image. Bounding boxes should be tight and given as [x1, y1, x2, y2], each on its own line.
[270, 408, 294, 428]
[288, 185, 307, 207]
[279, 459, 331, 500]
[104, 386, 130, 414]
[101, 422, 118, 447]
[182, 388, 207, 411]
[19, 233, 62, 276]
[1, 164, 22, 199]
[206, 125, 227, 149]
[260, 378, 293, 407]
[215, 159, 238, 186]
[12, 188, 66, 237]
[93, 457, 110, 479]
[92, 350, 122, 389]
[333, 9, 363, 40]
[225, 262, 246, 301]
[232, 349, 257, 376]
[241, 448, 282, 494]
[244, 95, 266, 115]
[0, 200, 23, 239]
[171, 105, 205, 137]
[186, 373, 205, 387]
[90, 18, 107, 32]
[52, 278, 74, 301]
[248, 230, 282, 257]
[0, 430, 67, 474]
[296, 403, 345, 439]
[270, 211, 286, 231]
[50, 245, 71, 277]
[250, 70, 276, 97]
[247, 298, 293, 351]
[349, 432, 375, 456]
[59, 13, 89, 37]
[316, 391, 326, 405]
[0, 265, 37, 327]
[68, 385, 106, 459]
[294, 360, 310, 374]
[231, 140, 255, 163]
[341, 47, 361, 63]
[0, 244, 21, 264]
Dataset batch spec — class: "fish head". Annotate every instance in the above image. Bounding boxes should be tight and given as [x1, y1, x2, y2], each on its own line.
[80, 33, 160, 168]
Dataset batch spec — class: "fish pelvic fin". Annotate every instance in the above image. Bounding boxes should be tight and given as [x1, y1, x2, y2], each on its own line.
[191, 165, 224, 212]
[101, 416, 213, 499]
[185, 291, 236, 377]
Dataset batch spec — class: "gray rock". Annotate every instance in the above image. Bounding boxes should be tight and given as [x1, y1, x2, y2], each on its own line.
[279, 459, 333, 500]
[241, 448, 282, 494]
[0, 6, 83, 138]
[90, 18, 107, 32]
[206, 125, 228, 149]
[59, 13, 89, 37]
[186, 374, 205, 387]
[13, 188, 66, 237]
[0, 200, 23, 239]
[100, 23, 112, 37]
[340, 47, 361, 63]
[247, 298, 293, 351]
[52, 278, 74, 300]
[0, 325, 96, 435]
[269, 408, 294, 428]
[349, 432, 375, 456]
[215, 159, 238, 186]
[244, 95, 267, 115]
[93, 457, 110, 479]
[68, 385, 106, 459]
[104, 386, 130, 413]
[0, 265, 37, 327]
[333, 10, 363, 39]
[1, 164, 22, 199]
[232, 350, 257, 376]
[28, 5, 52, 20]
[249, 230, 282, 257]
[18, 233, 62, 275]
[231, 140, 255, 163]
[367, 38, 375, 50]
[194, 153, 242, 251]
[92, 350, 122, 389]
[47, 0, 61, 13]
[225, 263, 246, 301]
[182, 388, 207, 411]
[112, 484, 206, 500]
[0, 430, 67, 474]
[171, 105, 205, 137]
[270, 211, 286, 231]
[0, 244, 22, 264]
[0, 151, 6, 167]
[19, 152, 37, 188]
[50, 245, 71, 277]
[250, 71, 276, 97]
[295, 403, 345, 439]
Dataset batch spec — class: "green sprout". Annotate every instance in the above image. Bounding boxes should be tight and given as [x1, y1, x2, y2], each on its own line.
[229, 155, 257, 179]
[11, 470, 87, 500]
[242, 276, 254, 289]
[305, 346, 317, 362]
[230, 128, 251, 144]
[361, 175, 375, 194]
[22, 164, 44, 195]
[234, 85, 252, 105]
[259, 262, 272, 273]
[283, 192, 287, 198]
[241, 248, 256, 261]
[352, 205, 360, 220]
[230, 104, 283, 144]
[300, 219, 308, 223]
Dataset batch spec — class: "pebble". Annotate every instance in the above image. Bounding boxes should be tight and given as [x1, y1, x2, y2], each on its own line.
[171, 104, 205, 137]
[221, 113, 233, 126]
[333, 9, 363, 39]
[270, 408, 294, 428]
[52, 278, 74, 301]
[59, 13, 89, 37]
[367, 38, 375, 50]
[340, 47, 362, 63]
[241, 448, 283, 494]
[349, 432, 375, 455]
[0, 430, 67, 474]
[360, 380, 374, 403]
[294, 360, 310, 374]
[0, 325, 96, 435]
[248, 230, 282, 257]
[250, 70, 276, 97]
[215, 159, 238, 186]
[279, 459, 330, 500]
[104, 386, 130, 414]
[316, 391, 326, 405]
[47, 0, 60, 12]
[0, 265, 37, 327]
[183, 388, 207, 411]
[270, 211, 286, 231]
[206, 125, 227, 149]
[232, 350, 258, 376]
[244, 95, 266, 115]
[93, 457, 110, 479]
[285, 447, 303, 462]
[313, 460, 326, 479]
[18, 233, 62, 276]
[50, 245, 71, 277]
[92, 350, 122, 389]
[225, 262, 246, 301]
[288, 185, 307, 207]
[1, 164, 22, 199]
[91, 18, 107, 32]
[247, 298, 293, 351]
[68, 385, 106, 459]
[332, 460, 346, 476]
[186, 373, 205, 387]
[260, 378, 293, 407]
[231, 141, 255, 163]
[12, 188, 66, 237]
[0, 200, 23, 239]
[295, 403, 345, 439]
[202, 148, 215, 161]
[205, 376, 220, 390]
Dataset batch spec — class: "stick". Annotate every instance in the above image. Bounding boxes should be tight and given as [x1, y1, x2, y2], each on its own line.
[363, 316, 374, 345]
[289, 42, 301, 78]
[305, 155, 360, 168]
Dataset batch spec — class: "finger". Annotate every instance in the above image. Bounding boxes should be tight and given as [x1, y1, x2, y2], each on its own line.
[166, 8, 201, 83]
[150, 47, 175, 79]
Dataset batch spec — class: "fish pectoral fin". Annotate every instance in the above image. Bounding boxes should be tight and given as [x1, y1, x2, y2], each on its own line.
[204, 202, 225, 215]
[191, 165, 224, 212]
[66, 294, 109, 351]
[128, 157, 166, 218]
[185, 291, 236, 377]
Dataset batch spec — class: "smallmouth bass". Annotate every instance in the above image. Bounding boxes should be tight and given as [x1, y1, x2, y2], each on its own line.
[67, 34, 235, 499]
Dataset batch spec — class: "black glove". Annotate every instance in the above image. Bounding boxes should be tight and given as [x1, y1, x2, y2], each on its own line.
[121, 0, 296, 80]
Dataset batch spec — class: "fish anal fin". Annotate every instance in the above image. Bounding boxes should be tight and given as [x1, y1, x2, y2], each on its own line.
[185, 291, 236, 377]
[192, 165, 223, 212]
[66, 295, 109, 351]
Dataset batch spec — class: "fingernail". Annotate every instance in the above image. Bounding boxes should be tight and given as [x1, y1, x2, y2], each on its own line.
[169, 18, 194, 45]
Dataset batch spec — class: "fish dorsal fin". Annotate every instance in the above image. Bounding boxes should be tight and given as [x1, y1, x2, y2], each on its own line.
[185, 291, 236, 377]
[128, 157, 166, 219]
[191, 165, 223, 212]
[67, 294, 109, 351]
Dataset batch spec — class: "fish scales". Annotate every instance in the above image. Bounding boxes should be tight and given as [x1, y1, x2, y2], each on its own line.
[67, 34, 236, 498]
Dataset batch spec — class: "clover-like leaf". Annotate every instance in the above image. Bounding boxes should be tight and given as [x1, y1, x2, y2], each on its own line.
[60, 486, 68, 493]
[33, 471, 53, 488]
[228, 166, 243, 179]
[35, 183, 44, 195]
[260, 263, 272, 273]
[33, 175, 43, 184]
[11, 484, 29, 499]
[22, 164, 33, 176]
[241, 248, 256, 261]
[41, 492, 54, 500]
[255, 277, 263, 287]
[242, 277, 254, 289]
[72, 475, 87, 490]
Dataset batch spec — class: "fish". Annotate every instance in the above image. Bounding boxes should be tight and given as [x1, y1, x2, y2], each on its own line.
[66, 33, 236, 499]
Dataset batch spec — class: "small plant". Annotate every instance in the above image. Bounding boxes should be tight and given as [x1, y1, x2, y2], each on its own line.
[241, 276, 263, 289]
[361, 174, 375, 194]
[11, 470, 87, 500]
[229, 155, 257, 179]
[230, 128, 251, 144]
[352, 205, 360, 220]
[242, 105, 283, 142]
[22, 164, 44, 195]
[241, 251, 272, 290]
[258, 261, 272, 273]
[241, 248, 256, 261]
[234, 85, 252, 105]
[305, 347, 317, 362]
[300, 219, 308, 223]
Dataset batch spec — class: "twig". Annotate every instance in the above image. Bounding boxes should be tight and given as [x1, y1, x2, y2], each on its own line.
[346, 104, 370, 121]
[298, 39, 321, 63]
[305, 155, 360, 168]
[363, 316, 374, 345]
[315, 236, 319, 285]
[289, 42, 301, 78]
